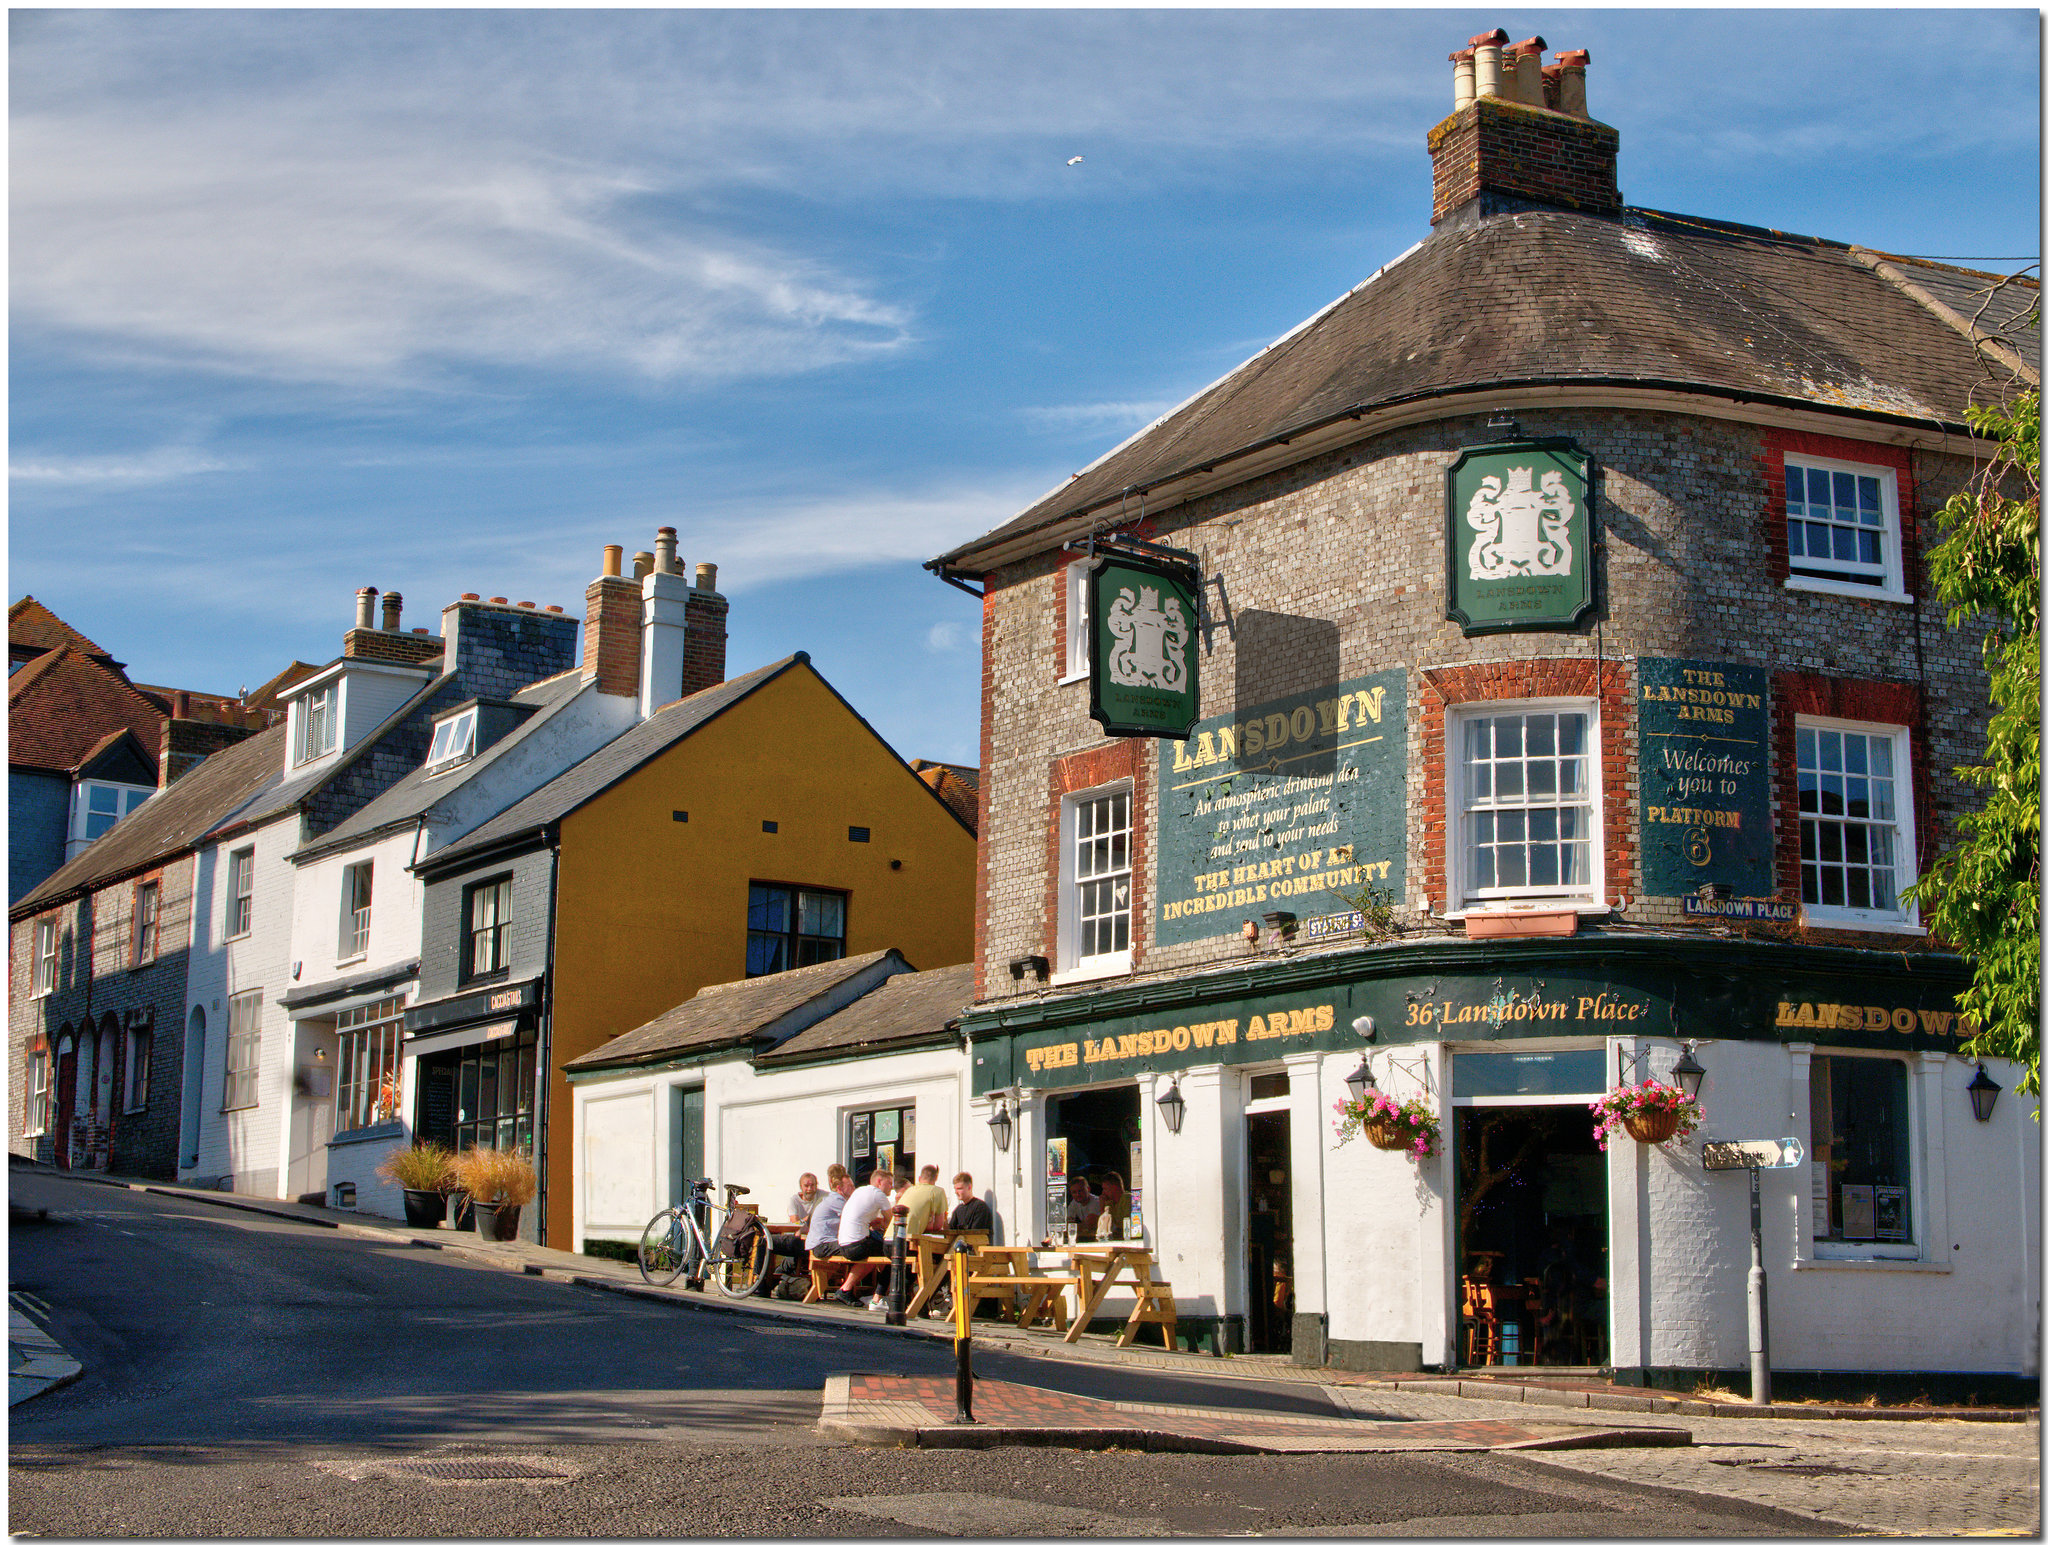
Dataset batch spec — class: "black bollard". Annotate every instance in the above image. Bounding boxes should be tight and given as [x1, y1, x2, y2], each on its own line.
[886, 1206, 909, 1326]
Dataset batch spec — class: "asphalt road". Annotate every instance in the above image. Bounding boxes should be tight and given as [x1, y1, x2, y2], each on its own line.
[10, 1171, 1840, 1537]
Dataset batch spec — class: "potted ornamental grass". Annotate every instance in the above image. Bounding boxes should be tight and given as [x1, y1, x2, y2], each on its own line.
[449, 1145, 538, 1242]
[1333, 1089, 1441, 1158]
[1590, 1080, 1702, 1149]
[376, 1141, 455, 1229]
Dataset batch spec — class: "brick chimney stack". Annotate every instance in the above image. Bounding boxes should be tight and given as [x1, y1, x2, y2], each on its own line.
[583, 542, 642, 698]
[346, 585, 444, 665]
[682, 562, 728, 697]
[1428, 30, 1618, 227]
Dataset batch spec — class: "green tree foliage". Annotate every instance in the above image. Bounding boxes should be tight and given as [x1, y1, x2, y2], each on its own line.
[1906, 386, 2040, 1095]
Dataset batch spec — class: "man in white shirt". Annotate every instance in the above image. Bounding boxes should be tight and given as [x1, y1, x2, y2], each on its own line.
[789, 1172, 822, 1223]
[823, 1167, 895, 1306]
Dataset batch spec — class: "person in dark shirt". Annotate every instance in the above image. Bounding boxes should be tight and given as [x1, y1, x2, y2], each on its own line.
[947, 1170, 993, 1232]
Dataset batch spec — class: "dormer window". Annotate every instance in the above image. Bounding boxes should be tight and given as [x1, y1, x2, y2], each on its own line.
[425, 709, 478, 771]
[295, 683, 338, 767]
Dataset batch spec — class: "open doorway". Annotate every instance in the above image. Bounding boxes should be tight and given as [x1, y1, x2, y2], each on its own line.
[1045, 1084, 1139, 1239]
[1454, 1104, 1608, 1368]
[1245, 1092, 1294, 1355]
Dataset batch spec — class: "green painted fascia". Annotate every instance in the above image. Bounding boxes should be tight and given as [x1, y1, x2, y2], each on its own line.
[752, 1030, 961, 1074]
[958, 931, 1970, 1038]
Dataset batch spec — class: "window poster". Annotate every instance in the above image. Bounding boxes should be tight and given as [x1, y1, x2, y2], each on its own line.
[877, 1143, 896, 1177]
[1045, 1137, 1070, 1242]
[1638, 657, 1776, 903]
[1127, 1140, 1143, 1236]
[1873, 1185, 1909, 1242]
[1154, 670, 1406, 948]
[1840, 1183, 1876, 1241]
[874, 1108, 900, 1144]
[849, 1112, 871, 1155]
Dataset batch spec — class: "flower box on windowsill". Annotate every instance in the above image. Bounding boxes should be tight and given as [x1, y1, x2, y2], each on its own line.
[1462, 907, 1579, 939]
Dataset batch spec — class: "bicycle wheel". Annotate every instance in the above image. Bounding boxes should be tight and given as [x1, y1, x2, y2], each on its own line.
[708, 1218, 774, 1299]
[637, 1209, 695, 1286]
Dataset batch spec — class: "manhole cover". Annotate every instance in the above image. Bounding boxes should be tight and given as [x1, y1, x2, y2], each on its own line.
[1709, 1459, 1870, 1477]
[385, 1457, 578, 1482]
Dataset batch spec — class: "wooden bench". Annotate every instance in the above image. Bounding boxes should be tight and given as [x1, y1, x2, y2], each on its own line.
[1115, 1280, 1178, 1349]
[967, 1271, 1077, 1331]
[803, 1255, 889, 1304]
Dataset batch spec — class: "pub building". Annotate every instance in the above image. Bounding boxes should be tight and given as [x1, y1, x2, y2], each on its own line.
[925, 32, 2039, 1390]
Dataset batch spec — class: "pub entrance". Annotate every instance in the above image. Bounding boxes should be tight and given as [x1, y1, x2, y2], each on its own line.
[1044, 1083, 1139, 1237]
[1451, 1047, 1610, 1369]
[1244, 1070, 1294, 1355]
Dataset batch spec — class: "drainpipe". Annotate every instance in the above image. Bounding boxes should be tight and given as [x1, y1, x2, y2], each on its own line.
[535, 831, 561, 1247]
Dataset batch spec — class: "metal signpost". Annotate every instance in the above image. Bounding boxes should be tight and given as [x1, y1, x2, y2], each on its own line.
[1701, 1136, 1804, 1405]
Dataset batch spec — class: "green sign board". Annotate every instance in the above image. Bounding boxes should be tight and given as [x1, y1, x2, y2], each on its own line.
[1088, 553, 1200, 739]
[1445, 438, 1595, 634]
[1153, 671, 1406, 948]
[1638, 657, 1775, 898]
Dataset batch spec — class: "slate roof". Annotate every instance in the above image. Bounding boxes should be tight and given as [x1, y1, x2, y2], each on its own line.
[565, 949, 901, 1072]
[294, 668, 592, 862]
[11, 723, 289, 916]
[910, 760, 980, 835]
[757, 961, 977, 1066]
[223, 663, 446, 833]
[8, 646, 167, 776]
[931, 206, 2041, 574]
[421, 655, 801, 869]
[9, 596, 114, 665]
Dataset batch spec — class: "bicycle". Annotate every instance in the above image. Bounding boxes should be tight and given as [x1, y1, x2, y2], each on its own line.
[636, 1179, 774, 1296]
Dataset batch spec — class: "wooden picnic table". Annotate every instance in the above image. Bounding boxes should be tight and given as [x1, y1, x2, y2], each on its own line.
[1054, 1243, 1160, 1345]
[902, 1229, 991, 1318]
[962, 1245, 1076, 1331]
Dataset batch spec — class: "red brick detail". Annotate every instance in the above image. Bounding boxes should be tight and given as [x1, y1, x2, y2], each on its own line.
[681, 590, 728, 696]
[1043, 739, 1148, 968]
[582, 575, 641, 698]
[975, 586, 996, 999]
[1427, 98, 1620, 224]
[1755, 428, 1918, 591]
[1415, 659, 1637, 911]
[1769, 670, 1928, 904]
[342, 627, 445, 666]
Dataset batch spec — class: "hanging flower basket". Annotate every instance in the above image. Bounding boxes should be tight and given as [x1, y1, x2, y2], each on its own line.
[1590, 1080, 1702, 1151]
[1335, 1090, 1441, 1159]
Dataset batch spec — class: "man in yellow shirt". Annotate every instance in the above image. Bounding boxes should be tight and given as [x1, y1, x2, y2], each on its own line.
[897, 1164, 950, 1237]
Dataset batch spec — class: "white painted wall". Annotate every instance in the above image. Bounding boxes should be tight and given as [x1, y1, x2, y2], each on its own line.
[291, 831, 423, 981]
[339, 665, 431, 749]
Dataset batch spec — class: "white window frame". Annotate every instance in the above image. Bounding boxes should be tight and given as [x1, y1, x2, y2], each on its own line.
[334, 995, 406, 1134]
[340, 860, 373, 960]
[1796, 715, 1920, 933]
[1804, 1048, 1926, 1264]
[32, 917, 57, 996]
[1059, 560, 1092, 684]
[1055, 782, 1133, 982]
[224, 990, 262, 1111]
[463, 875, 513, 981]
[24, 1050, 50, 1134]
[425, 708, 478, 771]
[226, 847, 255, 939]
[1448, 698, 1604, 914]
[295, 683, 339, 767]
[133, 880, 160, 968]
[123, 1027, 150, 1113]
[69, 780, 151, 856]
[1783, 453, 1910, 603]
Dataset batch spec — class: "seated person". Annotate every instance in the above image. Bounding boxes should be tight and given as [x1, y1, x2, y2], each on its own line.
[897, 1165, 949, 1237]
[755, 1164, 845, 1297]
[1091, 1171, 1133, 1240]
[1063, 1175, 1102, 1237]
[822, 1167, 895, 1306]
[947, 1171, 993, 1233]
[788, 1172, 822, 1224]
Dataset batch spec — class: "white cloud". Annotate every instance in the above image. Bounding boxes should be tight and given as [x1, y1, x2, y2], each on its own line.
[926, 621, 963, 653]
[9, 447, 237, 484]
[1018, 401, 1175, 436]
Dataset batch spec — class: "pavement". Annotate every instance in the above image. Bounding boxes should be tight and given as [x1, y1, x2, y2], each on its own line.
[9, 1290, 82, 1407]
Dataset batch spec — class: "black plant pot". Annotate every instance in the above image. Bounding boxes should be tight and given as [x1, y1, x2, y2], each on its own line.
[471, 1201, 522, 1242]
[450, 1189, 476, 1232]
[402, 1188, 448, 1228]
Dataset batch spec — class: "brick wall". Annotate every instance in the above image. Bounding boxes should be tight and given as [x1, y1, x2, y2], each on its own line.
[582, 576, 641, 698]
[970, 405, 1992, 999]
[682, 588, 729, 696]
[1428, 97, 1621, 224]
[1042, 739, 1150, 969]
[160, 718, 257, 789]
[343, 627, 446, 667]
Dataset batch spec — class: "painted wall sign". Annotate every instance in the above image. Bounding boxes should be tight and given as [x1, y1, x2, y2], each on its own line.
[1445, 438, 1596, 634]
[1683, 896, 1797, 923]
[1088, 553, 1201, 739]
[1153, 670, 1406, 948]
[1638, 657, 1774, 898]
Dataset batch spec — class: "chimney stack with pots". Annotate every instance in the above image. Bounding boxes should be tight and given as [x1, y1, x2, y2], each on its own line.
[381, 591, 404, 631]
[1428, 30, 1617, 226]
[583, 542, 642, 698]
[682, 561, 729, 697]
[346, 585, 443, 665]
[639, 526, 691, 717]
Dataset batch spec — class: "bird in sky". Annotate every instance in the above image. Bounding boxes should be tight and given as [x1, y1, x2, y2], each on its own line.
[1067, 155, 1083, 166]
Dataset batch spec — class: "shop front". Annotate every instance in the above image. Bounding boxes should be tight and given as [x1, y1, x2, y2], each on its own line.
[964, 935, 2034, 1382]
[402, 976, 547, 1240]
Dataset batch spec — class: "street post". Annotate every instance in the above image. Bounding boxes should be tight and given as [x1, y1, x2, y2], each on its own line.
[1700, 1136, 1804, 1406]
[948, 1237, 975, 1423]
[885, 1205, 909, 1326]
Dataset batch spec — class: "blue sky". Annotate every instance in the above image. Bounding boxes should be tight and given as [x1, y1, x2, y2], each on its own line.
[10, 9, 2039, 768]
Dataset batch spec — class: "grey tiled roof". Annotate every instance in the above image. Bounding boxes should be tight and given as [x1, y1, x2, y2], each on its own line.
[226, 667, 446, 831]
[565, 949, 900, 1071]
[422, 656, 799, 868]
[11, 724, 289, 916]
[294, 669, 590, 861]
[758, 961, 976, 1065]
[932, 206, 2040, 573]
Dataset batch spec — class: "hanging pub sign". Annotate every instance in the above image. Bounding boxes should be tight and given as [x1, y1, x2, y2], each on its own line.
[1637, 656, 1776, 901]
[1088, 549, 1201, 740]
[1445, 438, 1596, 634]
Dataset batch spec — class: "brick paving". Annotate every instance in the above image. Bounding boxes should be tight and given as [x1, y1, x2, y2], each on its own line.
[821, 1372, 1690, 1454]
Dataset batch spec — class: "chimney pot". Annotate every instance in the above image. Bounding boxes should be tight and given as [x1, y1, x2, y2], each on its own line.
[381, 590, 403, 631]
[654, 527, 680, 576]
[487, 596, 507, 605]
[633, 551, 654, 580]
[1450, 48, 1476, 111]
[412, 627, 430, 635]
[545, 605, 564, 614]
[602, 544, 623, 578]
[1555, 50, 1589, 117]
[461, 593, 480, 601]
[354, 587, 378, 630]
[695, 561, 718, 592]
[1472, 38, 1504, 99]
[517, 600, 535, 609]
[1510, 41, 1545, 106]
[1468, 27, 1508, 47]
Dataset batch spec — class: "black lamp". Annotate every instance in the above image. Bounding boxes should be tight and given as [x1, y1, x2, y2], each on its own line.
[1344, 1058, 1377, 1104]
[1156, 1079, 1186, 1135]
[1672, 1040, 1707, 1101]
[987, 1097, 1013, 1153]
[1966, 1061, 2002, 1123]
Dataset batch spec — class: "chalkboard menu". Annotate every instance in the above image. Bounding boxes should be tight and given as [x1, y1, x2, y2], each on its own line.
[1637, 657, 1774, 898]
[1154, 670, 1406, 948]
